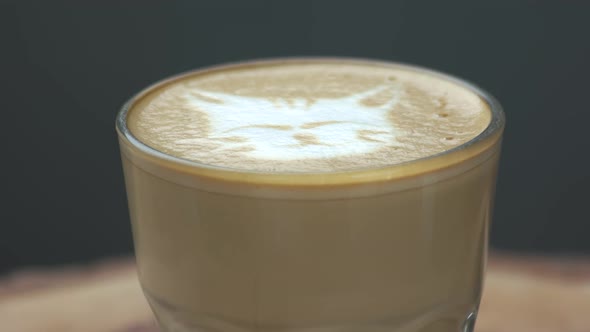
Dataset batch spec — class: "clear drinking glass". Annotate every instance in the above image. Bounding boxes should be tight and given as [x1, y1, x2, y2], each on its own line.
[116, 59, 504, 332]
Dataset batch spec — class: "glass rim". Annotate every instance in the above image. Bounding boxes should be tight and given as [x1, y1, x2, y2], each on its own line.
[116, 57, 505, 184]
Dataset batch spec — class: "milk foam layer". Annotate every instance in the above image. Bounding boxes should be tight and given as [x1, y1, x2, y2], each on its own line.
[128, 59, 491, 172]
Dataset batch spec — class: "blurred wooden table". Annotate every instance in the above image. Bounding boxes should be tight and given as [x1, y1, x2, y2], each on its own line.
[1, 254, 589, 332]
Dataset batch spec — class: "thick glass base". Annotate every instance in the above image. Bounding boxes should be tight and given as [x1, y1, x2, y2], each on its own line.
[146, 292, 478, 332]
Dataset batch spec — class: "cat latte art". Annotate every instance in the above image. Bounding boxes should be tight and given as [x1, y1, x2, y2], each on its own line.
[117, 58, 504, 332]
[183, 85, 404, 161]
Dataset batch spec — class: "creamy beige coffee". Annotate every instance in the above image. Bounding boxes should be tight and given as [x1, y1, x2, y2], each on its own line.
[117, 58, 504, 332]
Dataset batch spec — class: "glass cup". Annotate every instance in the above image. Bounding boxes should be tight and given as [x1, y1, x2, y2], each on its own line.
[116, 59, 504, 332]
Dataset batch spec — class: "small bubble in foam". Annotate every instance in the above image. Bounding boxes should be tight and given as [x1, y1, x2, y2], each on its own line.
[440, 136, 456, 145]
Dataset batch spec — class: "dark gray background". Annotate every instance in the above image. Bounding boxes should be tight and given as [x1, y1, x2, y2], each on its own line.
[2, 1, 589, 274]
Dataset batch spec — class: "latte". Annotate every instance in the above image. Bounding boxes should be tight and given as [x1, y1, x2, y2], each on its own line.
[117, 58, 504, 332]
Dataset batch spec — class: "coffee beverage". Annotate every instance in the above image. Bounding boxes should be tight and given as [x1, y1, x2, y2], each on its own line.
[117, 58, 504, 332]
